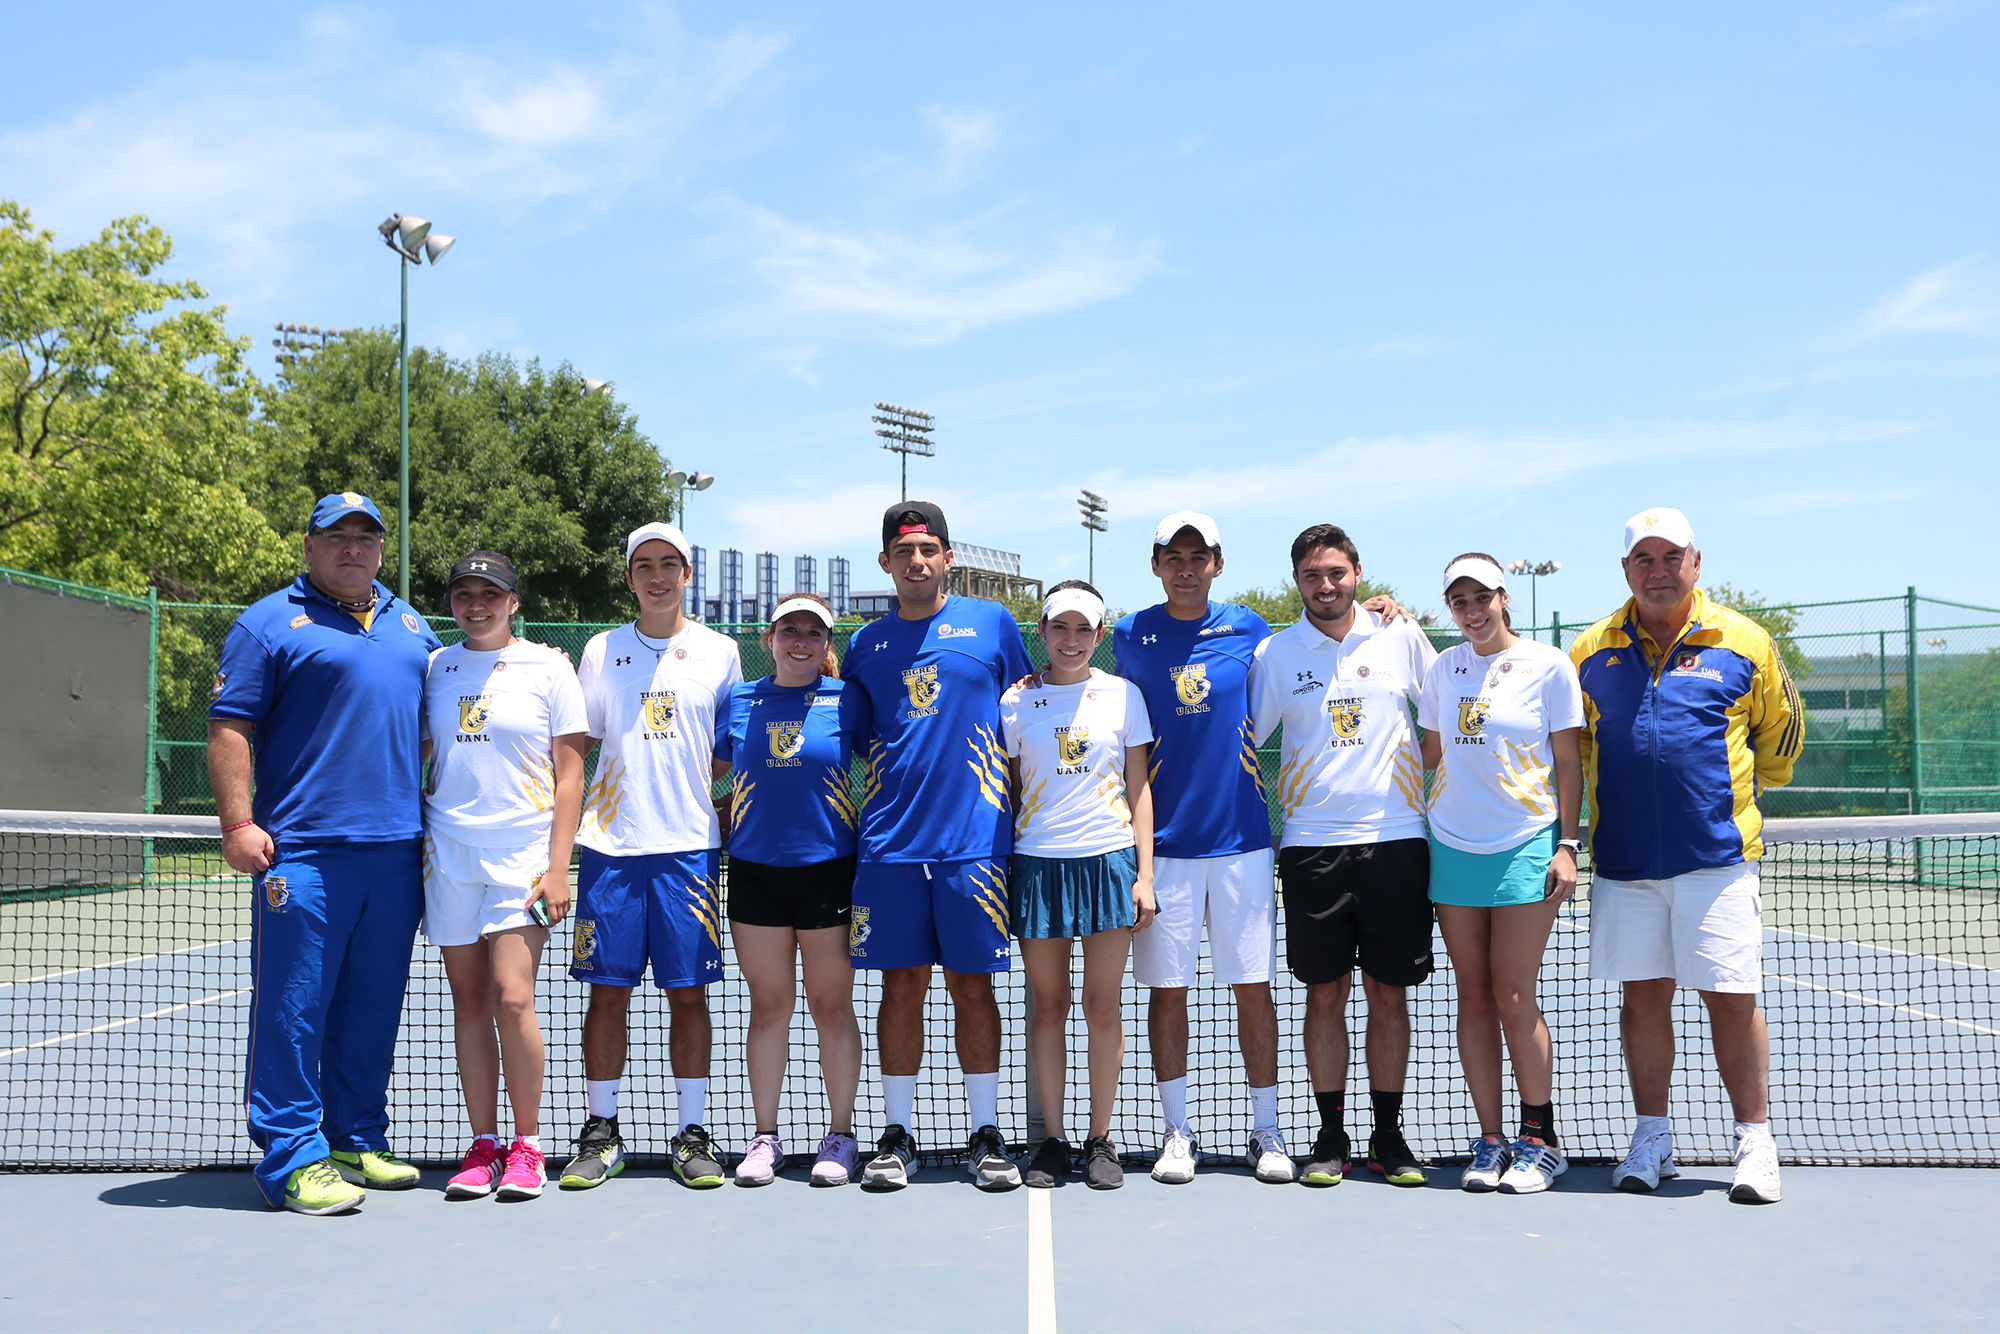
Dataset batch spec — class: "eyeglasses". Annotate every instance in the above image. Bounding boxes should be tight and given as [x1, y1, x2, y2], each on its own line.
[315, 530, 385, 550]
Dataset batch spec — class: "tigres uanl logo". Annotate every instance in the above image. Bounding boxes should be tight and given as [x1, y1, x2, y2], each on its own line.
[849, 905, 872, 956]
[458, 696, 491, 733]
[263, 876, 289, 912]
[340, 491, 366, 506]
[768, 721, 805, 760]
[1171, 663, 1210, 707]
[1328, 702, 1363, 738]
[1458, 699, 1490, 737]
[643, 692, 677, 729]
[1057, 725, 1090, 765]
[573, 920, 597, 964]
[902, 665, 940, 710]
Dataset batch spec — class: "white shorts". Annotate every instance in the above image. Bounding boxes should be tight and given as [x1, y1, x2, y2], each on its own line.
[1131, 848, 1277, 988]
[1588, 861, 1762, 993]
[423, 828, 551, 948]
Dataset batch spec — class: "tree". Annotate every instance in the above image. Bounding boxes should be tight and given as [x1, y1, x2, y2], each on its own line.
[0, 201, 294, 601]
[265, 334, 676, 621]
[1225, 578, 1400, 624]
[1708, 582, 1812, 681]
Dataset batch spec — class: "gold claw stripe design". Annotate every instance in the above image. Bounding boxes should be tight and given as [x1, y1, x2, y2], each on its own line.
[730, 774, 756, 830]
[1099, 775, 1131, 826]
[579, 757, 626, 838]
[967, 861, 1009, 936]
[523, 754, 556, 813]
[686, 875, 723, 949]
[421, 836, 435, 885]
[966, 724, 1010, 813]
[822, 771, 859, 829]
[1015, 776, 1048, 837]
[1237, 720, 1267, 800]
[1276, 757, 1313, 819]
[1427, 762, 1449, 810]
[1390, 747, 1426, 814]
[859, 741, 885, 813]
[1496, 740, 1555, 817]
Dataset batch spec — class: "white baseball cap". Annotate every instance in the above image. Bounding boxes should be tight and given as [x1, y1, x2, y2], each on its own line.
[1041, 586, 1106, 628]
[770, 596, 835, 629]
[1623, 507, 1695, 557]
[1153, 510, 1221, 549]
[625, 521, 693, 567]
[1441, 556, 1507, 594]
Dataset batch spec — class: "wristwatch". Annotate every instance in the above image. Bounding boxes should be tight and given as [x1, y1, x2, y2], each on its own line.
[1556, 838, 1584, 854]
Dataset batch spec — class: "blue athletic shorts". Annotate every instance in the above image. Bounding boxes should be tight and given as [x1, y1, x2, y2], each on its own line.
[849, 858, 1012, 974]
[569, 848, 724, 989]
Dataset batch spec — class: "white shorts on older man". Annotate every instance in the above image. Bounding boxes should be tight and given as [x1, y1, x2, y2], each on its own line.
[1587, 861, 1762, 993]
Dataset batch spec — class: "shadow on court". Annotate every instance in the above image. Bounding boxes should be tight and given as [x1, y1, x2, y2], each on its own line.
[99, 1169, 266, 1212]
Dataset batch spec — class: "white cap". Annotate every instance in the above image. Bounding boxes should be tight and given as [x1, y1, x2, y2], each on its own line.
[1623, 507, 1694, 557]
[770, 596, 835, 629]
[625, 521, 693, 567]
[1041, 586, 1106, 628]
[1442, 556, 1507, 594]
[1153, 510, 1221, 549]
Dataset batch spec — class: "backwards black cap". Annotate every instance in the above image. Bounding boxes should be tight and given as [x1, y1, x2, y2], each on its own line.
[881, 500, 950, 553]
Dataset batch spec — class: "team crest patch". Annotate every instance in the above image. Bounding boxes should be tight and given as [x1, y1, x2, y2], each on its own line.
[573, 919, 597, 965]
[1057, 726, 1090, 764]
[1328, 702, 1363, 738]
[1356, 665, 1370, 678]
[210, 671, 226, 702]
[849, 905, 871, 957]
[767, 721, 805, 760]
[402, 612, 423, 635]
[289, 613, 311, 629]
[1500, 661, 1513, 674]
[1171, 663, 1211, 708]
[263, 877, 289, 912]
[458, 696, 491, 733]
[1458, 699, 1490, 737]
[1676, 651, 1702, 671]
[644, 692, 678, 729]
[902, 665, 940, 711]
[340, 491, 365, 506]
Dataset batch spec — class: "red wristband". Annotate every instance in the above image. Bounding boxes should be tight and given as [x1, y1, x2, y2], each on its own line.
[221, 819, 256, 834]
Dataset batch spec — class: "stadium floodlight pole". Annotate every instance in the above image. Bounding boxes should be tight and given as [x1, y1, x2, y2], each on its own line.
[377, 213, 455, 601]
[270, 323, 348, 367]
[581, 378, 612, 396]
[664, 467, 715, 528]
[1505, 558, 1562, 630]
[872, 402, 935, 502]
[1078, 489, 1108, 585]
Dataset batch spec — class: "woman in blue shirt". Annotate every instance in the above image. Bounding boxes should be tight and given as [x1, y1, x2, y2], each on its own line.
[714, 593, 865, 1186]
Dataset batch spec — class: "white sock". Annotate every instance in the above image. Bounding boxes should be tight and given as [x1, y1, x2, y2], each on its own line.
[966, 1071, 999, 1131]
[1249, 1083, 1278, 1134]
[587, 1079, 620, 1119]
[1158, 1076, 1190, 1135]
[472, 1132, 500, 1148]
[1734, 1120, 1771, 1142]
[514, 1134, 541, 1153]
[883, 1074, 918, 1131]
[676, 1077, 708, 1132]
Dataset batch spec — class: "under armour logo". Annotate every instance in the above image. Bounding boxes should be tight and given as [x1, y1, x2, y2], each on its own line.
[616, 656, 632, 667]
[444, 664, 458, 673]
[994, 946, 1008, 958]
[1033, 698, 1049, 709]
[469, 561, 489, 571]
[1296, 670, 1318, 684]
[875, 642, 887, 652]
[1454, 665, 1469, 674]
[1143, 634, 1157, 645]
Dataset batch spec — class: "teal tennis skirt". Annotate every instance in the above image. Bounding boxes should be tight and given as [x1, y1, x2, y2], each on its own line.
[1428, 825, 1556, 907]
[1010, 848, 1139, 939]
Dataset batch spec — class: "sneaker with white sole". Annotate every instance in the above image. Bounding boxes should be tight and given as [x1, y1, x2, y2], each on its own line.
[861, 1125, 918, 1192]
[445, 1138, 507, 1199]
[811, 1132, 861, 1187]
[735, 1133, 784, 1187]
[1460, 1136, 1510, 1193]
[1611, 1130, 1677, 1193]
[1730, 1130, 1782, 1204]
[670, 1124, 726, 1189]
[967, 1124, 1022, 1192]
[1246, 1127, 1295, 1184]
[495, 1138, 546, 1201]
[1497, 1138, 1566, 1194]
[560, 1115, 625, 1190]
[1152, 1128, 1198, 1184]
[329, 1148, 419, 1191]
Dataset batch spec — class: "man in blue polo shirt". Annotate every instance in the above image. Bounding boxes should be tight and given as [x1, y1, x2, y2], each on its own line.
[208, 492, 442, 1214]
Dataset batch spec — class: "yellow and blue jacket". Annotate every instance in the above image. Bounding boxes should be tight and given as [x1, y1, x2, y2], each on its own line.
[1568, 588, 1802, 881]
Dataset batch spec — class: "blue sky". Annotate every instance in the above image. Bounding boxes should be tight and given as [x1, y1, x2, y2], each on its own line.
[5, 2, 1996, 620]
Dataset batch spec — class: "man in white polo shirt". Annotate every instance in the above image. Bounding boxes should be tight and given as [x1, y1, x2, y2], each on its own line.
[1250, 523, 1438, 1188]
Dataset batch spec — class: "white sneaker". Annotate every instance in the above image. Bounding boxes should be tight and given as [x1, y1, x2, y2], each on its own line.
[1611, 1130, 1678, 1193]
[1497, 1138, 1567, 1194]
[1246, 1127, 1295, 1184]
[1460, 1136, 1509, 1193]
[1730, 1130, 1782, 1204]
[1151, 1128, 1197, 1184]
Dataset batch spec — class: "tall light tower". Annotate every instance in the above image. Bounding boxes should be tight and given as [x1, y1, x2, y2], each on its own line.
[873, 402, 935, 502]
[665, 465, 715, 528]
[1078, 489, 1108, 585]
[271, 323, 348, 367]
[1505, 558, 1562, 629]
[377, 213, 455, 601]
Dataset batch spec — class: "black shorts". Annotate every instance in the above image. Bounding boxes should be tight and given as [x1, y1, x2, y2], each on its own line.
[1278, 839, 1434, 987]
[726, 855, 856, 932]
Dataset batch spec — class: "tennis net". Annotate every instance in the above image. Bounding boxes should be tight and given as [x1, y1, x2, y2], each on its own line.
[3, 809, 1996, 1170]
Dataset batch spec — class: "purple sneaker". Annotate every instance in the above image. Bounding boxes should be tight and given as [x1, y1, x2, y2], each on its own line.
[810, 1132, 860, 1187]
[735, 1133, 784, 1187]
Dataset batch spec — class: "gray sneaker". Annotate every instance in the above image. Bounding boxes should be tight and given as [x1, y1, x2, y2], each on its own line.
[1082, 1137, 1124, 1190]
[669, 1124, 724, 1189]
[968, 1124, 1021, 1192]
[559, 1116, 626, 1190]
[861, 1125, 918, 1192]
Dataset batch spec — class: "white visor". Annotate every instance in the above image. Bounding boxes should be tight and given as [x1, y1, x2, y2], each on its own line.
[1041, 587, 1106, 628]
[1442, 557, 1507, 594]
[770, 597, 835, 629]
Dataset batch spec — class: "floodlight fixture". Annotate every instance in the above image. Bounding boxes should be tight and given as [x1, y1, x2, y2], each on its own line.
[873, 401, 936, 501]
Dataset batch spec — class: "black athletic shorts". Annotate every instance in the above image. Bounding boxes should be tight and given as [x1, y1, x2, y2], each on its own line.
[726, 854, 856, 932]
[1278, 839, 1434, 987]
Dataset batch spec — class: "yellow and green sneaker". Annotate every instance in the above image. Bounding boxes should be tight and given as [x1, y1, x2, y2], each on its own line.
[330, 1149, 420, 1191]
[283, 1158, 365, 1215]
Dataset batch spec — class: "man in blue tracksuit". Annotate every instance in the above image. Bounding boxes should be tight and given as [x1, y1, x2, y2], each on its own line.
[208, 492, 442, 1214]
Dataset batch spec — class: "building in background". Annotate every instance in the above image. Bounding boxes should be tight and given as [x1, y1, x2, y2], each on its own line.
[947, 541, 1041, 608]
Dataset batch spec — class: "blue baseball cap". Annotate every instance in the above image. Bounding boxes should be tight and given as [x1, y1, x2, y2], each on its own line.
[309, 491, 386, 532]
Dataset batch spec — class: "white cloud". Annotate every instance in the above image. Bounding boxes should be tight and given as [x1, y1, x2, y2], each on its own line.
[921, 104, 1000, 186]
[1759, 486, 1929, 515]
[1860, 254, 2000, 339]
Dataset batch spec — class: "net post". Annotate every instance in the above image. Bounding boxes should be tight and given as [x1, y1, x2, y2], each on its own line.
[1906, 587, 1924, 879]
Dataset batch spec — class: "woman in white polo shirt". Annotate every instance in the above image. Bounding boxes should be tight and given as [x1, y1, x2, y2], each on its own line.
[422, 551, 592, 1202]
[1000, 581, 1156, 1190]
[1418, 554, 1584, 1195]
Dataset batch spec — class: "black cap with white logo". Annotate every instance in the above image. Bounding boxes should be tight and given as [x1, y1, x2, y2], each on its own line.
[447, 551, 520, 594]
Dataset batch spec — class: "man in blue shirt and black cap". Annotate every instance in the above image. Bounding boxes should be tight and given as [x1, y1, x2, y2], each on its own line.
[208, 492, 442, 1214]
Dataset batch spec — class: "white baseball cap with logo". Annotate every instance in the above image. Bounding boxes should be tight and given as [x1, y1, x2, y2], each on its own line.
[625, 521, 693, 567]
[1153, 510, 1222, 549]
[1622, 507, 1695, 557]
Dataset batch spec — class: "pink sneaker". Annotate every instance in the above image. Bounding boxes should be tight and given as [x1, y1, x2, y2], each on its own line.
[496, 1138, 546, 1201]
[811, 1132, 860, 1187]
[446, 1137, 506, 1199]
[735, 1133, 784, 1187]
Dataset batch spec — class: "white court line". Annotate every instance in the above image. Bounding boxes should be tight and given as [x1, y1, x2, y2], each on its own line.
[1768, 925, 1999, 974]
[1768, 973, 2000, 1037]
[0, 987, 250, 1059]
[1027, 1187, 1057, 1334]
[0, 937, 247, 989]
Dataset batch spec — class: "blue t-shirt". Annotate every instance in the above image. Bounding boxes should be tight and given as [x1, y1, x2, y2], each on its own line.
[714, 675, 859, 867]
[209, 576, 442, 843]
[1113, 601, 1273, 859]
[843, 595, 1034, 863]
